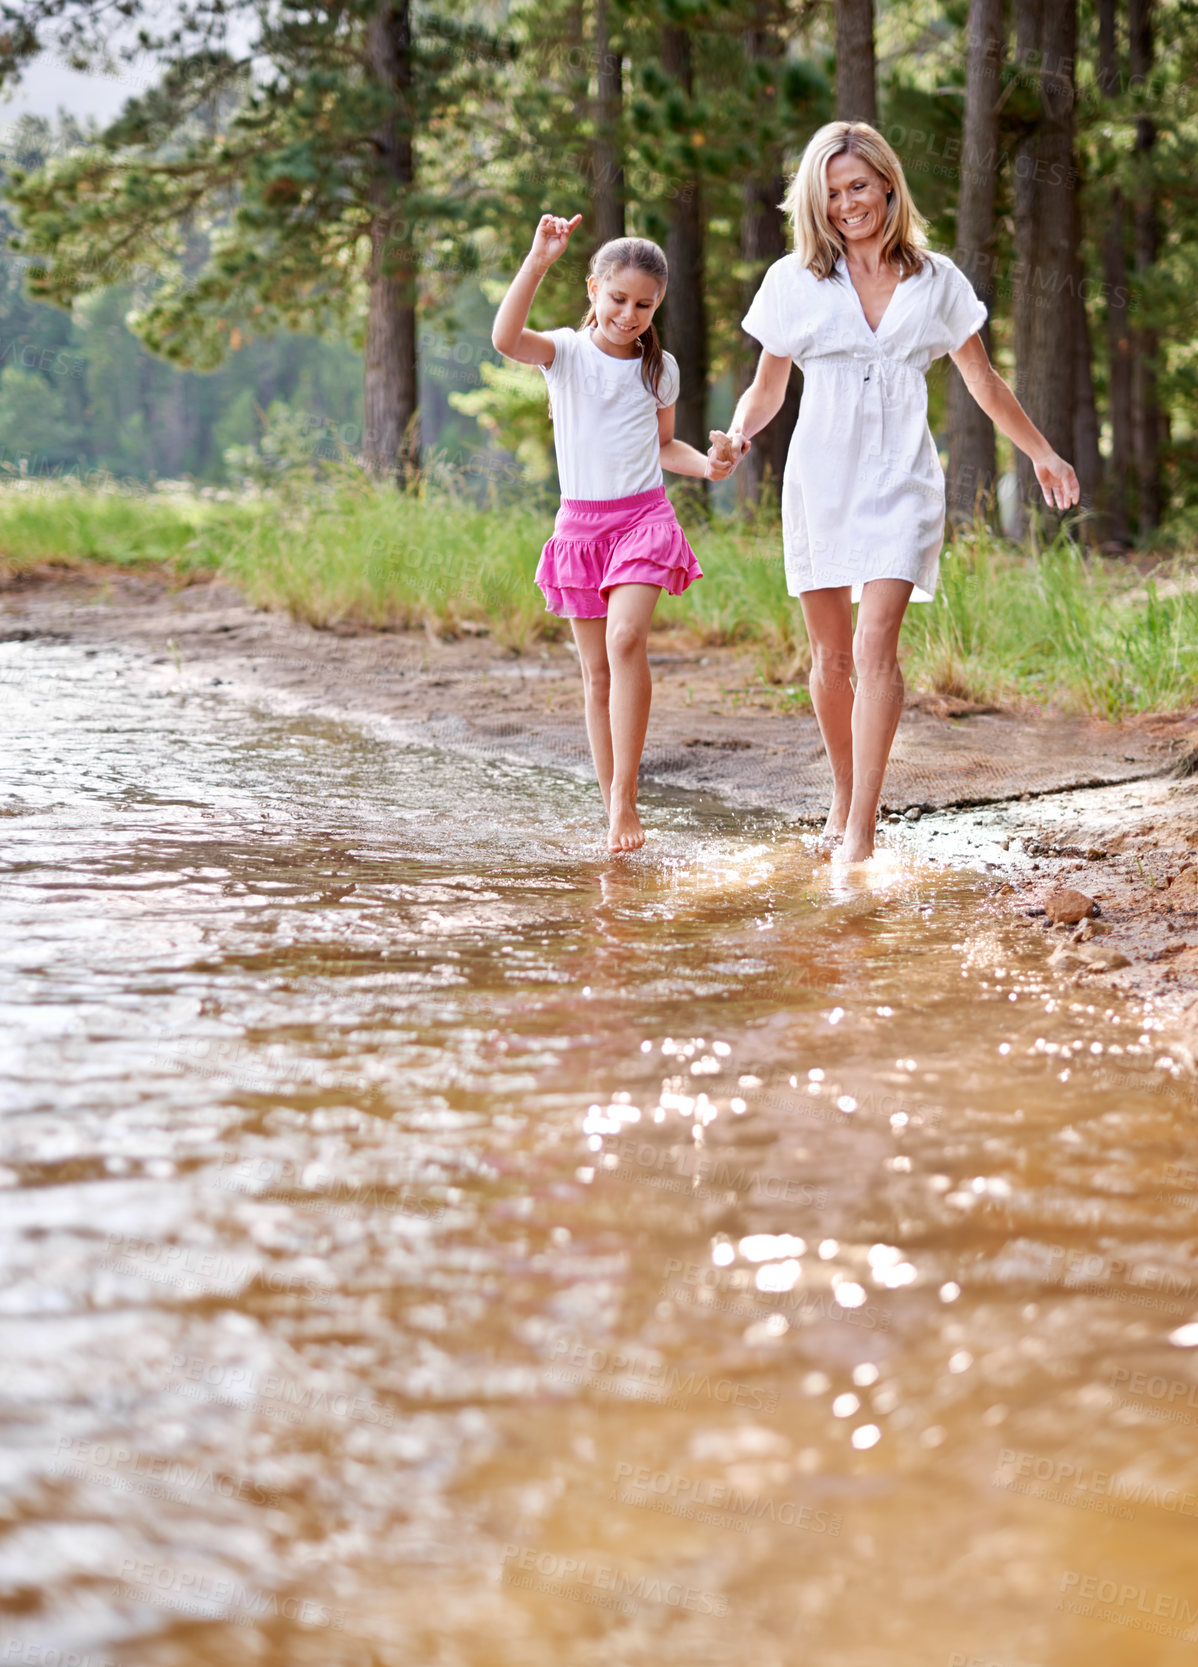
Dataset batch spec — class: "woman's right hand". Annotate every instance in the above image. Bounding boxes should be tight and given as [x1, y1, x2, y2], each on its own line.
[529, 213, 583, 269]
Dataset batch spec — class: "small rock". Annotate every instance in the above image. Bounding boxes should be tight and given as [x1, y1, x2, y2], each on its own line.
[1070, 920, 1111, 943]
[1044, 888, 1098, 926]
[904, 806, 923, 822]
[887, 814, 902, 825]
[1080, 946, 1131, 971]
[1048, 946, 1090, 973]
[999, 837, 1010, 851]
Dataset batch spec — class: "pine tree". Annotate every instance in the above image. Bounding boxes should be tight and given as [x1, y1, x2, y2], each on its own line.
[1, 1, 505, 481]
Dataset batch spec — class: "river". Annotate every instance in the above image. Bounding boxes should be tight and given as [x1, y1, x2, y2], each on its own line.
[2, 637, 1195, 1667]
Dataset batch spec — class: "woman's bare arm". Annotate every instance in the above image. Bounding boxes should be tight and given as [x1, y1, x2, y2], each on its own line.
[950, 333, 1080, 510]
[708, 348, 792, 470]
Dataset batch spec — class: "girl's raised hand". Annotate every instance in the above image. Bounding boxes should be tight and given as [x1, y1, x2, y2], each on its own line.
[1034, 451, 1080, 511]
[529, 213, 583, 268]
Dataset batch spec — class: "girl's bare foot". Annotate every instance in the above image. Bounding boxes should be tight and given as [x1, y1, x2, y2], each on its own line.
[608, 798, 645, 852]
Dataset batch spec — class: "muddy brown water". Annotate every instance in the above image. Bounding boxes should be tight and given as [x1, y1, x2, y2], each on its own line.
[2, 639, 1196, 1667]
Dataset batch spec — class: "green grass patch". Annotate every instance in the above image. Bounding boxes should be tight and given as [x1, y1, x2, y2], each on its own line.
[0, 481, 1194, 719]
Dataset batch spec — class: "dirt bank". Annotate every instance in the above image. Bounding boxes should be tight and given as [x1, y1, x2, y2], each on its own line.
[3, 566, 1195, 1039]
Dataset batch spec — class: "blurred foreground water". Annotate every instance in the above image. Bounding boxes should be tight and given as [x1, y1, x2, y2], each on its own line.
[1, 639, 1196, 1667]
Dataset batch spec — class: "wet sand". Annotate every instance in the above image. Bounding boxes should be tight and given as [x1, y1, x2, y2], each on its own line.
[3, 565, 1195, 1043]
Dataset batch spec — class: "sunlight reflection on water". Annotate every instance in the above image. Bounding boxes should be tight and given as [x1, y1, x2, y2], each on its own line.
[1, 639, 1195, 1667]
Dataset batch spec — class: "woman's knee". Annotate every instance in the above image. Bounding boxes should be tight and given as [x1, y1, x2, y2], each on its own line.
[852, 621, 902, 681]
[809, 638, 854, 686]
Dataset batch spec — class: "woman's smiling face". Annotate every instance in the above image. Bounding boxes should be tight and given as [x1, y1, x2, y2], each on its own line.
[825, 151, 891, 246]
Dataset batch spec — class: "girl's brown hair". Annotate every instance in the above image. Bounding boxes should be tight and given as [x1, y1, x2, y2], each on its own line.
[580, 237, 669, 400]
[783, 121, 928, 281]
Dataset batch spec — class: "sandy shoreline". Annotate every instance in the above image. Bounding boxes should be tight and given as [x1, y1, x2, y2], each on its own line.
[3, 567, 1196, 1047]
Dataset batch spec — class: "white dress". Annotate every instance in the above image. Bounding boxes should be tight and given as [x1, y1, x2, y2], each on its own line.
[741, 250, 987, 602]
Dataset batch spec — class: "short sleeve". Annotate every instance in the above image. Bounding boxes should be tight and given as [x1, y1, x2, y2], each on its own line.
[656, 351, 680, 407]
[741, 260, 796, 359]
[932, 256, 988, 356]
[539, 326, 581, 386]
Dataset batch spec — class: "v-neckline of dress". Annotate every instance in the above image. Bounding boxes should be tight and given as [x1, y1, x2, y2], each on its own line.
[837, 254, 905, 339]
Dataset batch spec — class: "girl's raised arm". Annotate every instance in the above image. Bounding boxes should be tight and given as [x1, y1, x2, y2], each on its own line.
[491, 214, 583, 368]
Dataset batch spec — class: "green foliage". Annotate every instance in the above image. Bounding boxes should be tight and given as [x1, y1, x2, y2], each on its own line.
[0, 482, 1194, 717]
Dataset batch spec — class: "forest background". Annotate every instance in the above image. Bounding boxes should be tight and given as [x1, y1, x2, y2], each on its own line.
[0, 0, 1194, 547]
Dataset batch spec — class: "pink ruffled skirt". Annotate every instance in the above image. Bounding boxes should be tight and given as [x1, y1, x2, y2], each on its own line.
[535, 486, 703, 619]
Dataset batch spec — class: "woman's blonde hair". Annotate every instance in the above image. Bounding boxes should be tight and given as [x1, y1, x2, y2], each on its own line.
[782, 121, 928, 281]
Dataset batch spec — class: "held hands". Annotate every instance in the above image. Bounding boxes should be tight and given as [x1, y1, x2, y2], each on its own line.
[528, 213, 583, 270]
[706, 428, 751, 482]
[1035, 451, 1081, 511]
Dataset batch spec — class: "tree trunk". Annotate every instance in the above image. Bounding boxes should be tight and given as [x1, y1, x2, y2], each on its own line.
[835, 0, 877, 123]
[363, 0, 418, 482]
[1129, 0, 1162, 531]
[1097, 0, 1132, 542]
[592, 0, 624, 246]
[1072, 215, 1103, 524]
[946, 0, 1002, 524]
[739, 2, 800, 505]
[660, 24, 707, 457]
[1012, 0, 1077, 537]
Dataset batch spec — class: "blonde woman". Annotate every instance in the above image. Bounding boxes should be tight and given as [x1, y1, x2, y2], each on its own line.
[711, 121, 1079, 863]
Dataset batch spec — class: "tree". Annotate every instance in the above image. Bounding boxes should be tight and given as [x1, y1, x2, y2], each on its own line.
[1, 1, 503, 482]
[1096, 0, 1134, 542]
[1010, 0, 1079, 532]
[738, 0, 805, 502]
[946, 0, 1002, 524]
[658, 18, 708, 455]
[1128, 0, 1162, 530]
[834, 0, 876, 123]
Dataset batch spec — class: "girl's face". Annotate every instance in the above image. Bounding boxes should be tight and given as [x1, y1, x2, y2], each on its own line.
[587, 266, 663, 356]
[825, 152, 891, 247]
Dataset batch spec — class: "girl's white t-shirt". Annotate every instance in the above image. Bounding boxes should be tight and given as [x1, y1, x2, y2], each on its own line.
[540, 326, 680, 501]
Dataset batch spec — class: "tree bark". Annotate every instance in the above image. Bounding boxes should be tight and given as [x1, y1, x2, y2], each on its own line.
[1072, 194, 1103, 524]
[739, 2, 800, 504]
[1098, 0, 1133, 542]
[363, 0, 418, 482]
[1012, 0, 1077, 536]
[946, 0, 1002, 524]
[660, 24, 707, 457]
[1129, 0, 1162, 531]
[835, 0, 877, 122]
[592, 0, 625, 246]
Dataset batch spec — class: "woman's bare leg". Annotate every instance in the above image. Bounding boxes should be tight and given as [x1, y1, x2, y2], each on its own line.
[604, 582, 661, 851]
[841, 577, 914, 863]
[570, 617, 613, 811]
[799, 586, 855, 840]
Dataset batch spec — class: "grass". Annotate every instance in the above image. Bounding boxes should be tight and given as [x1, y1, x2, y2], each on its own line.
[0, 476, 1195, 719]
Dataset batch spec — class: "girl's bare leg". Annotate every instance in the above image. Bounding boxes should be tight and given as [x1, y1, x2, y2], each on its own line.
[570, 617, 614, 810]
[604, 582, 661, 851]
[841, 577, 914, 863]
[799, 586, 855, 840]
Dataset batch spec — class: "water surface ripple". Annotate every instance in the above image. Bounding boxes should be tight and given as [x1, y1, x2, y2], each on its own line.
[1, 640, 1195, 1667]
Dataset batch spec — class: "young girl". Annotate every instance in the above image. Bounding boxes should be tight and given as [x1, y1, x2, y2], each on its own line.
[491, 214, 733, 852]
[710, 122, 1079, 864]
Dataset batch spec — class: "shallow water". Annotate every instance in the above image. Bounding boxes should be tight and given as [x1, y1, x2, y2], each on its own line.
[2, 639, 1196, 1667]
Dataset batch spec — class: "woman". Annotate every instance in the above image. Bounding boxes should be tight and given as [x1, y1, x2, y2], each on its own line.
[711, 121, 1079, 863]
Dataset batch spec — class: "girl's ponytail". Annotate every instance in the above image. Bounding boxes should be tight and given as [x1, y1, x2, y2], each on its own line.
[581, 237, 670, 404]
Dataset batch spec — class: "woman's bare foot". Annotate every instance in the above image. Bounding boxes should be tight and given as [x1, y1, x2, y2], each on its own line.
[821, 787, 851, 843]
[837, 827, 876, 864]
[608, 798, 645, 852]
